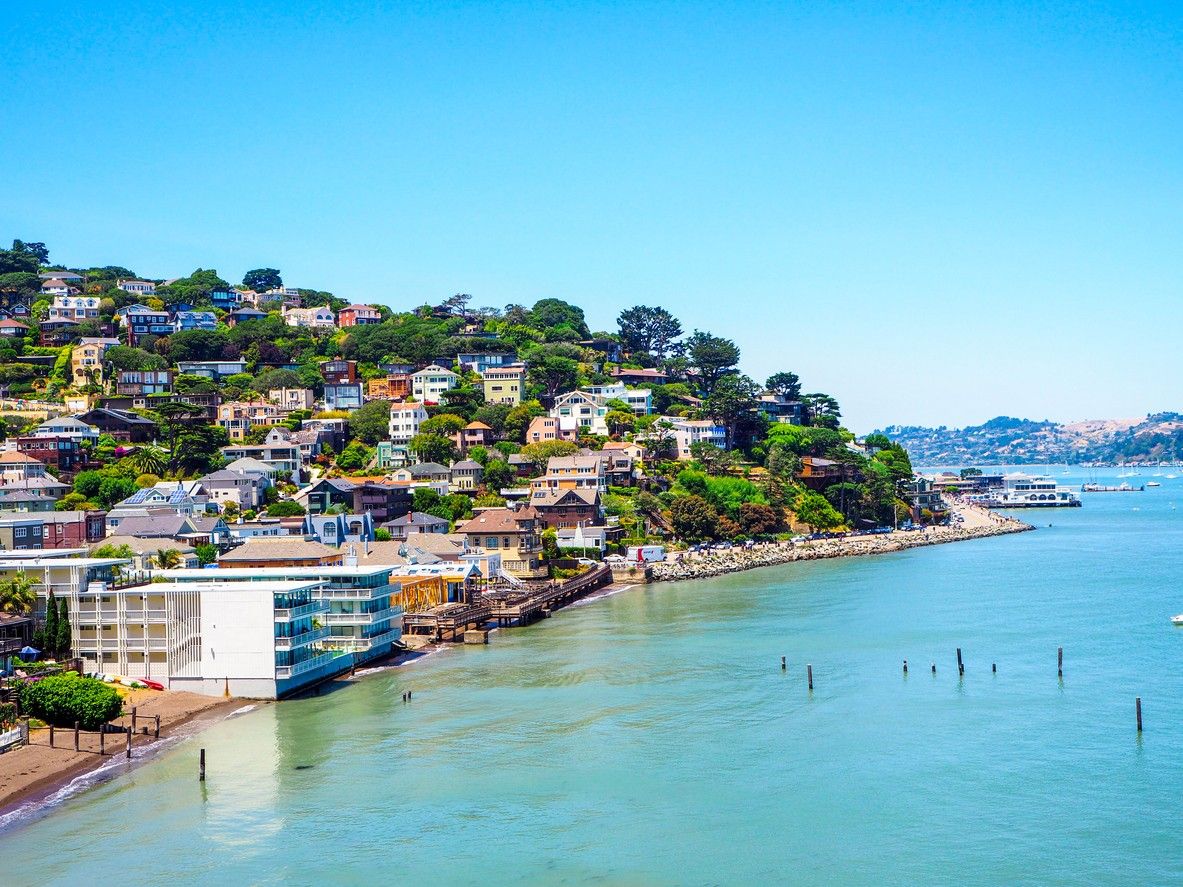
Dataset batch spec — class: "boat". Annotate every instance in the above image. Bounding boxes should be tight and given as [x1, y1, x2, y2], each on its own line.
[1147, 481, 1161, 487]
[1172, 615, 1183, 626]
[1082, 482, 1144, 492]
[981, 474, 1082, 508]
[139, 678, 164, 691]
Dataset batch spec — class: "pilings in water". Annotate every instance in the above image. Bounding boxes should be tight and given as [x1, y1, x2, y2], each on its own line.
[956, 648, 964, 676]
[1136, 697, 1143, 733]
[807, 664, 813, 691]
[199, 748, 206, 781]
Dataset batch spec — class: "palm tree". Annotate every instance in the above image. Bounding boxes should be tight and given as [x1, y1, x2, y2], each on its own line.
[0, 571, 37, 616]
[153, 549, 182, 570]
[127, 446, 168, 476]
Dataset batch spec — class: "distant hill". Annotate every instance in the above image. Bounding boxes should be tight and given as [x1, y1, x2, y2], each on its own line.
[874, 414, 1183, 465]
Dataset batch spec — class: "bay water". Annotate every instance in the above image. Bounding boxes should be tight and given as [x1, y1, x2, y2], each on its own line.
[2, 466, 1182, 885]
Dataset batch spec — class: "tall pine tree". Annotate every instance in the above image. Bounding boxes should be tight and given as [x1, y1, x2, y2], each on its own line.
[43, 591, 58, 657]
[56, 597, 71, 659]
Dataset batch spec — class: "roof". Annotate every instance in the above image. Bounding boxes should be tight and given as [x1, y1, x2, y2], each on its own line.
[39, 417, 97, 431]
[225, 457, 278, 474]
[382, 511, 449, 528]
[118, 485, 194, 507]
[546, 454, 602, 471]
[91, 535, 195, 556]
[0, 451, 42, 465]
[78, 408, 156, 427]
[451, 460, 482, 471]
[531, 488, 599, 507]
[0, 319, 29, 329]
[187, 515, 227, 533]
[109, 515, 192, 538]
[390, 402, 425, 411]
[401, 533, 464, 558]
[464, 421, 492, 430]
[219, 538, 343, 563]
[407, 462, 450, 477]
[455, 508, 537, 535]
[342, 304, 379, 312]
[201, 469, 259, 483]
[353, 540, 442, 566]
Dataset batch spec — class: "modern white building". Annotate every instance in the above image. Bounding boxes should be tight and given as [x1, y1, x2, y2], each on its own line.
[411, 364, 458, 403]
[388, 401, 429, 445]
[664, 416, 728, 459]
[550, 390, 609, 436]
[585, 382, 652, 415]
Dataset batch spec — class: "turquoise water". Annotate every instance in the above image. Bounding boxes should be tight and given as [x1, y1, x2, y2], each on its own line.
[3, 467, 1183, 885]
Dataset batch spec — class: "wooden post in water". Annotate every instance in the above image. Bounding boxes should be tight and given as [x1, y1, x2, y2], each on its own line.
[1057, 647, 1063, 678]
[807, 664, 813, 691]
[992, 662, 996, 673]
[155, 715, 161, 739]
[780, 656, 786, 671]
[199, 748, 206, 781]
[956, 648, 964, 676]
[125, 726, 132, 759]
[931, 662, 936, 674]
[74, 721, 79, 752]
[1136, 697, 1143, 732]
[903, 659, 908, 675]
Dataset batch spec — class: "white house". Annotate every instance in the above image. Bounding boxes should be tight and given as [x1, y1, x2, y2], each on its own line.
[117, 279, 157, 296]
[585, 382, 652, 415]
[550, 391, 609, 437]
[282, 305, 336, 329]
[411, 364, 458, 403]
[388, 402, 429, 444]
[48, 295, 99, 320]
[665, 416, 728, 460]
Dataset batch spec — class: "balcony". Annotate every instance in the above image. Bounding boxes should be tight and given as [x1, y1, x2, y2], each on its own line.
[275, 651, 342, 680]
[313, 586, 390, 601]
[122, 608, 168, 622]
[274, 626, 331, 649]
[322, 627, 401, 652]
[321, 607, 400, 625]
[273, 600, 329, 621]
[123, 636, 169, 651]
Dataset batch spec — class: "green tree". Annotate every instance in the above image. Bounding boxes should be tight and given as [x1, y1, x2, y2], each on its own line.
[419, 413, 466, 436]
[18, 674, 122, 730]
[44, 590, 58, 656]
[56, 597, 71, 658]
[704, 373, 762, 450]
[685, 330, 740, 396]
[481, 459, 514, 492]
[126, 446, 167, 476]
[0, 571, 36, 616]
[374, 528, 393, 542]
[765, 372, 802, 400]
[98, 475, 137, 509]
[195, 544, 217, 566]
[243, 268, 283, 291]
[166, 329, 230, 362]
[520, 439, 579, 472]
[153, 548, 183, 570]
[793, 490, 844, 532]
[408, 433, 456, 464]
[669, 495, 720, 542]
[266, 500, 306, 517]
[527, 350, 581, 401]
[801, 393, 842, 429]
[528, 298, 590, 337]
[348, 399, 392, 445]
[616, 305, 682, 359]
[503, 401, 545, 441]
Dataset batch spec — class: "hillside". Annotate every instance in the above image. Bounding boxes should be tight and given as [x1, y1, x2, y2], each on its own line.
[875, 414, 1183, 465]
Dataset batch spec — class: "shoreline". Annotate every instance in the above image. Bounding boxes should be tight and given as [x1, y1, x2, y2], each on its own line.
[649, 503, 1033, 583]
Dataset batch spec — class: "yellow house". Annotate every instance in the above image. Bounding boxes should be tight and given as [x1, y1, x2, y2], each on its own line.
[481, 363, 527, 406]
[71, 337, 121, 388]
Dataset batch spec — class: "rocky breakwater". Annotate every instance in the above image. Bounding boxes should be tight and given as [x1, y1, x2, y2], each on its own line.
[650, 517, 1033, 583]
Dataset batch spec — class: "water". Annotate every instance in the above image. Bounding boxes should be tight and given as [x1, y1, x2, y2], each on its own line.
[3, 467, 1183, 885]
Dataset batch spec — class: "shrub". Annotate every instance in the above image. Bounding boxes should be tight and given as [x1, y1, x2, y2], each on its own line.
[19, 674, 123, 730]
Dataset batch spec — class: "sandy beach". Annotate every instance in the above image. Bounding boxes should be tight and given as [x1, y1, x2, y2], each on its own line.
[0, 687, 247, 818]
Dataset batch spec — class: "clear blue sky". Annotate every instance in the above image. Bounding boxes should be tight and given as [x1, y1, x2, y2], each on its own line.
[3, 1, 1180, 432]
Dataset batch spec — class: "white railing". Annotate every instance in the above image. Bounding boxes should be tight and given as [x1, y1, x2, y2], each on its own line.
[321, 607, 400, 625]
[275, 651, 341, 679]
[274, 626, 331, 649]
[273, 601, 329, 621]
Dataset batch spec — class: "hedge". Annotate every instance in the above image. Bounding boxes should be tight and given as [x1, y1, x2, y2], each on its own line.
[19, 674, 122, 730]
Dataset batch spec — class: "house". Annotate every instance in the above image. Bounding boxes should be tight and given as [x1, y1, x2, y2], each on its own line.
[0, 318, 29, 338]
[453, 421, 493, 453]
[38, 270, 84, 282]
[116, 369, 173, 396]
[454, 507, 545, 578]
[227, 307, 267, 326]
[199, 468, 269, 510]
[176, 359, 248, 379]
[0, 451, 47, 483]
[33, 416, 99, 443]
[118, 305, 173, 344]
[323, 382, 364, 412]
[302, 417, 350, 453]
[221, 430, 303, 480]
[320, 360, 358, 384]
[456, 352, 516, 374]
[37, 318, 81, 346]
[411, 364, 458, 403]
[550, 391, 609, 437]
[0, 488, 59, 512]
[388, 402, 428, 444]
[14, 436, 87, 477]
[611, 367, 668, 385]
[529, 488, 601, 530]
[117, 279, 156, 296]
[40, 511, 108, 548]
[450, 459, 483, 492]
[758, 394, 803, 425]
[302, 513, 375, 545]
[577, 338, 622, 362]
[218, 537, 345, 568]
[526, 415, 578, 444]
[379, 511, 451, 540]
[268, 388, 315, 411]
[480, 363, 527, 406]
[557, 525, 609, 552]
[907, 476, 947, 520]
[208, 289, 240, 311]
[225, 456, 285, 483]
[0, 516, 44, 550]
[90, 535, 199, 571]
[295, 478, 358, 514]
[338, 304, 381, 327]
[226, 518, 287, 542]
[665, 416, 727, 460]
[109, 482, 206, 520]
[283, 305, 335, 329]
[602, 440, 646, 464]
[74, 407, 157, 443]
[533, 453, 607, 493]
[71, 337, 121, 387]
[586, 382, 652, 415]
[48, 297, 97, 321]
[104, 510, 200, 539]
[217, 401, 286, 441]
[366, 375, 412, 400]
[173, 310, 218, 332]
[1, 612, 33, 669]
[795, 456, 855, 491]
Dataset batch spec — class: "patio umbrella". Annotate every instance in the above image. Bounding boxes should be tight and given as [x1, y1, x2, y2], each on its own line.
[19, 646, 39, 660]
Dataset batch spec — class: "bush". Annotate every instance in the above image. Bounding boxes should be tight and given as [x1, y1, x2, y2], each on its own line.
[19, 674, 123, 730]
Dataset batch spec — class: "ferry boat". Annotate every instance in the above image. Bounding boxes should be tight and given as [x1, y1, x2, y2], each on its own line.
[1081, 482, 1144, 493]
[978, 474, 1082, 508]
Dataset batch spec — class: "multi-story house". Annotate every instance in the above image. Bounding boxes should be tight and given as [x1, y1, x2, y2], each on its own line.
[41, 279, 81, 298]
[532, 453, 608, 494]
[176, 359, 248, 378]
[0, 319, 29, 338]
[456, 351, 516, 374]
[48, 294, 98, 320]
[527, 415, 578, 444]
[0, 451, 47, 483]
[268, 388, 316, 411]
[323, 382, 364, 412]
[665, 416, 728, 460]
[453, 421, 494, 453]
[454, 507, 545, 579]
[450, 459, 483, 492]
[221, 429, 303, 480]
[14, 436, 87, 478]
[757, 394, 803, 425]
[208, 289, 240, 311]
[217, 401, 287, 441]
[74, 407, 157, 443]
[117, 370, 173, 396]
[411, 364, 458, 403]
[366, 374, 412, 400]
[550, 391, 609, 437]
[481, 363, 527, 406]
[282, 305, 336, 329]
[320, 359, 358, 384]
[227, 306, 267, 326]
[70, 337, 121, 387]
[528, 488, 601, 530]
[119, 305, 173, 344]
[32, 416, 99, 444]
[173, 310, 218, 332]
[199, 468, 269, 510]
[338, 304, 381, 327]
[586, 382, 652, 415]
[302, 513, 375, 545]
[388, 402, 428, 445]
[117, 279, 156, 296]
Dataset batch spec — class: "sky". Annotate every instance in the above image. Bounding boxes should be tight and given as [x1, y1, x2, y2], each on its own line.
[2, 1, 1180, 432]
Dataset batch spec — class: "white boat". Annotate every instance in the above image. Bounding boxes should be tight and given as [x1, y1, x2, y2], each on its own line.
[1172, 614, 1183, 626]
[1147, 481, 1161, 487]
[983, 474, 1082, 508]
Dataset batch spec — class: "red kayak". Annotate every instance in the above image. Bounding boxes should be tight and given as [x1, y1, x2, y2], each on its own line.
[140, 679, 164, 691]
